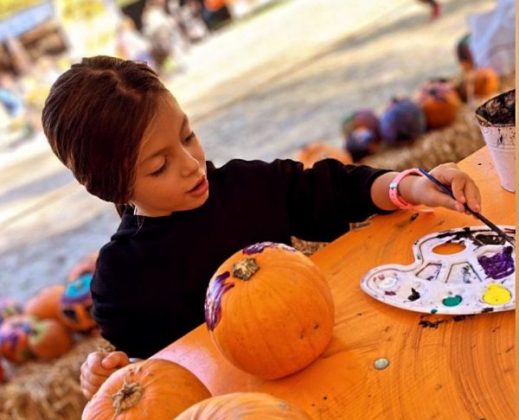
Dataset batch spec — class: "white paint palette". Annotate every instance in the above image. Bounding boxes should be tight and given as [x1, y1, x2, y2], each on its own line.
[360, 226, 515, 315]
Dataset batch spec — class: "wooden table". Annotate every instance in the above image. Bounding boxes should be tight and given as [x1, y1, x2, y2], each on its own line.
[153, 147, 515, 419]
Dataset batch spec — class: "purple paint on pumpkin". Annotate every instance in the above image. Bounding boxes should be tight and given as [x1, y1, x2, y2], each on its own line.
[243, 242, 296, 255]
[205, 271, 234, 331]
[478, 246, 515, 279]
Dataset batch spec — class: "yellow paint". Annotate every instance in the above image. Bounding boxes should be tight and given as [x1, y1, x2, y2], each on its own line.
[482, 284, 512, 305]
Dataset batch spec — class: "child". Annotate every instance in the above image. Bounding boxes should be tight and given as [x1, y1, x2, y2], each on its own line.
[41, 56, 481, 399]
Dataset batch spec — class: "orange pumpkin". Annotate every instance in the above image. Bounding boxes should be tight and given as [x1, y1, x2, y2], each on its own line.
[417, 79, 462, 129]
[28, 318, 73, 360]
[82, 359, 211, 420]
[0, 315, 36, 363]
[472, 67, 500, 97]
[59, 273, 96, 332]
[175, 392, 311, 419]
[25, 284, 65, 321]
[296, 142, 352, 169]
[205, 242, 334, 379]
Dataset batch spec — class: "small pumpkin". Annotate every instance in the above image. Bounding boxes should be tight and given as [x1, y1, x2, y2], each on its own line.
[175, 392, 311, 419]
[341, 109, 381, 139]
[0, 315, 36, 363]
[417, 79, 462, 129]
[457, 68, 500, 101]
[380, 97, 426, 145]
[205, 242, 334, 379]
[28, 318, 74, 360]
[0, 298, 23, 326]
[296, 142, 352, 168]
[59, 273, 96, 332]
[25, 284, 65, 321]
[345, 127, 380, 162]
[82, 359, 211, 420]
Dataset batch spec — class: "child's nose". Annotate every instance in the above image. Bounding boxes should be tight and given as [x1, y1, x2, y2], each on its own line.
[180, 150, 200, 177]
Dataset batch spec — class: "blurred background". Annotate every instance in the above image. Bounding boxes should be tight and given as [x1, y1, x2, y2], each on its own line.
[0, 0, 515, 418]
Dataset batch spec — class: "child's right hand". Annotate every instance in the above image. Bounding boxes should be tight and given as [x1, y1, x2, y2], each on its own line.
[80, 351, 130, 399]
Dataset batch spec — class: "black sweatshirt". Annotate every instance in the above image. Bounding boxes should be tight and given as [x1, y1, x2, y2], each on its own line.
[92, 159, 391, 358]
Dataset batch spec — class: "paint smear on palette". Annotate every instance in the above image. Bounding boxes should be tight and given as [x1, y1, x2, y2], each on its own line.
[360, 226, 515, 315]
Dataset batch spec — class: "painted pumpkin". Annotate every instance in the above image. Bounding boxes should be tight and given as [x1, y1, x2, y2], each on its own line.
[175, 392, 311, 419]
[296, 142, 352, 168]
[28, 318, 74, 360]
[345, 127, 380, 162]
[205, 242, 334, 379]
[82, 359, 211, 420]
[25, 284, 65, 321]
[0, 315, 36, 363]
[380, 97, 426, 145]
[59, 273, 96, 332]
[341, 109, 381, 139]
[417, 79, 462, 129]
[0, 298, 23, 326]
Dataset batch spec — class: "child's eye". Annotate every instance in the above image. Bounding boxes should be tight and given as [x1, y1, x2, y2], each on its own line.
[183, 131, 195, 144]
[150, 158, 168, 177]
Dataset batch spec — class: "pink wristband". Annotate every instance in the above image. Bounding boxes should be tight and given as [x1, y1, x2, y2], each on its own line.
[389, 169, 422, 209]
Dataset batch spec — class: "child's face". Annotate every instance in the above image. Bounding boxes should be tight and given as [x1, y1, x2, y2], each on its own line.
[130, 94, 208, 216]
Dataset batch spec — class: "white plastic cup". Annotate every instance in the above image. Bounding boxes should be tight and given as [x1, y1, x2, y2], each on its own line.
[475, 89, 516, 192]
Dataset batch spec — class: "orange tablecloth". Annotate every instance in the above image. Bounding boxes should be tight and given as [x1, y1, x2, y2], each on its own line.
[153, 147, 515, 419]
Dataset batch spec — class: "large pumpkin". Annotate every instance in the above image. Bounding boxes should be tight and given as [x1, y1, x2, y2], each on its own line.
[175, 392, 311, 419]
[296, 142, 352, 169]
[205, 242, 334, 379]
[25, 284, 65, 321]
[417, 79, 462, 129]
[82, 359, 211, 420]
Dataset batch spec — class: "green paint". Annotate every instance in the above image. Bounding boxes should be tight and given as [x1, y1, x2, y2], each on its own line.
[430, 308, 438, 314]
[442, 295, 463, 307]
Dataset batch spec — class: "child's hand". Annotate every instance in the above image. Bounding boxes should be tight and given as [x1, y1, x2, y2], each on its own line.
[411, 163, 481, 212]
[80, 351, 130, 400]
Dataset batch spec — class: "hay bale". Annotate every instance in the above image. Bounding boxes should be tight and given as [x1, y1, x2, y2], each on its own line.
[0, 337, 114, 420]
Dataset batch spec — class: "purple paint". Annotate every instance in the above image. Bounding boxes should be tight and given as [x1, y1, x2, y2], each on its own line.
[205, 271, 234, 331]
[478, 246, 515, 279]
[242, 242, 296, 255]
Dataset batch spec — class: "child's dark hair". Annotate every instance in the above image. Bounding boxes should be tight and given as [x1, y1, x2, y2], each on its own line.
[42, 56, 168, 214]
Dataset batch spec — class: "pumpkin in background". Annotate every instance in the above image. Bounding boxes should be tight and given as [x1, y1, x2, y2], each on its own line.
[205, 242, 334, 380]
[296, 142, 352, 169]
[472, 67, 500, 97]
[82, 359, 211, 420]
[25, 284, 65, 321]
[417, 79, 462, 129]
[28, 318, 73, 360]
[341, 109, 381, 139]
[380, 97, 426, 145]
[0, 298, 23, 326]
[59, 273, 96, 332]
[345, 127, 380, 162]
[0, 315, 36, 363]
[175, 392, 311, 420]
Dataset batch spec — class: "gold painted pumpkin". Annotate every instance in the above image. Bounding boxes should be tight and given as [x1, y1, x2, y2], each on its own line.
[82, 359, 211, 420]
[175, 392, 311, 419]
[417, 79, 462, 129]
[25, 284, 65, 321]
[205, 242, 335, 379]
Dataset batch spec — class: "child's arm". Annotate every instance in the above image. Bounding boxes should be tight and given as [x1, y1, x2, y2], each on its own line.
[371, 162, 481, 212]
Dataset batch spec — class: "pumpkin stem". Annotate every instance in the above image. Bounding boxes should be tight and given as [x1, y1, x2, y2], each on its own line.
[232, 258, 259, 280]
[111, 382, 144, 414]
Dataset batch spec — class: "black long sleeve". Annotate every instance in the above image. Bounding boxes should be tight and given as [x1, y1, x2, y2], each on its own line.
[91, 159, 391, 357]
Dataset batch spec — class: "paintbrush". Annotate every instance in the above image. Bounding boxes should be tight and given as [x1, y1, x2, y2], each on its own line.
[418, 168, 515, 246]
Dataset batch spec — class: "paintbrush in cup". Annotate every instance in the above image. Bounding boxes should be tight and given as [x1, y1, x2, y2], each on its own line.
[418, 168, 515, 246]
